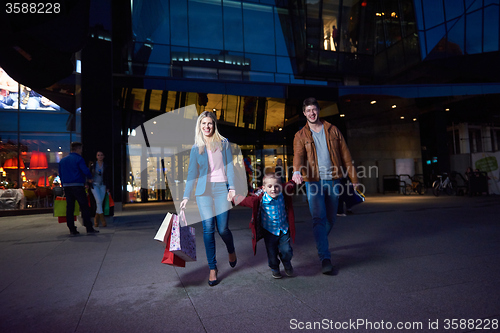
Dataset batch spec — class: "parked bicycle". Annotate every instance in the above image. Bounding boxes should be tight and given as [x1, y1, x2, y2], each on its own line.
[432, 173, 456, 196]
[404, 175, 427, 195]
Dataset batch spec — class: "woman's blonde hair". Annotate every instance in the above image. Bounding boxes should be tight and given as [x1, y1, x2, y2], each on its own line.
[194, 111, 226, 154]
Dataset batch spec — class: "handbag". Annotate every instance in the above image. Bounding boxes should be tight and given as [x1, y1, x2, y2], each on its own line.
[169, 211, 196, 262]
[53, 196, 80, 217]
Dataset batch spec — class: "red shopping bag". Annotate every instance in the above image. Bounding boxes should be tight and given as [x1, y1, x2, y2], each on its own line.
[161, 216, 186, 267]
[58, 216, 77, 223]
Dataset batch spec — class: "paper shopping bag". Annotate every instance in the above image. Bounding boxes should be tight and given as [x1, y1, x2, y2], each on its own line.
[341, 184, 365, 208]
[169, 212, 196, 262]
[103, 193, 115, 216]
[53, 196, 80, 217]
[160, 218, 186, 267]
[58, 216, 77, 223]
[154, 212, 175, 243]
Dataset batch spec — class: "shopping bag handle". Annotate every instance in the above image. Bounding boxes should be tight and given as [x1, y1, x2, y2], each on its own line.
[178, 210, 188, 227]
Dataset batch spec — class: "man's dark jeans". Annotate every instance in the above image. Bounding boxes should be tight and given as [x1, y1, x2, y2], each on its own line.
[64, 186, 92, 232]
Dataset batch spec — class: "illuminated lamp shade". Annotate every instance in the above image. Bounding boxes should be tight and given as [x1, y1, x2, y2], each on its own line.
[3, 157, 25, 169]
[38, 176, 51, 187]
[30, 151, 48, 169]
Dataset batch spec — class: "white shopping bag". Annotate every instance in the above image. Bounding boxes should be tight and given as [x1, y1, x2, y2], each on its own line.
[154, 212, 174, 243]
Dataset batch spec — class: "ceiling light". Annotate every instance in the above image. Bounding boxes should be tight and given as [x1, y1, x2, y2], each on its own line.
[392, 105, 397, 108]
[370, 101, 376, 104]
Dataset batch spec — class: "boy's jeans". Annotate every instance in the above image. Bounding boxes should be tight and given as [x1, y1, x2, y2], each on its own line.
[305, 179, 341, 262]
[263, 229, 293, 270]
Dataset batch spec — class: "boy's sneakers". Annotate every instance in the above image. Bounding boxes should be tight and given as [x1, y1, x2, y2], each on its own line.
[284, 265, 294, 277]
[271, 269, 282, 279]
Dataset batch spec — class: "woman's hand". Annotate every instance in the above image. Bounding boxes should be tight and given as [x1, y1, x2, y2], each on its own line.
[227, 189, 236, 202]
[180, 198, 188, 210]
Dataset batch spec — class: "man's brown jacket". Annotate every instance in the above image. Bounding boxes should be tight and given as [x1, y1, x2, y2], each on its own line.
[293, 119, 358, 183]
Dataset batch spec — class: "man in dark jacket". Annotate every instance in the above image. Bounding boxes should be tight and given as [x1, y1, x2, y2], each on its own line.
[58, 142, 98, 235]
[292, 97, 358, 275]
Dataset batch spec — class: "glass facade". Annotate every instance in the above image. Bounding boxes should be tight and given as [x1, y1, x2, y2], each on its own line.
[0, 67, 79, 210]
[414, 0, 500, 59]
[130, 0, 326, 85]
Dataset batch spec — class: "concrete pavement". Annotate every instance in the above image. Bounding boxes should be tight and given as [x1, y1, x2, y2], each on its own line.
[0, 193, 499, 333]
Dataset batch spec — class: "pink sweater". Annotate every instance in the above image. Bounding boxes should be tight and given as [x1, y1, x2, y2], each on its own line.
[207, 147, 227, 183]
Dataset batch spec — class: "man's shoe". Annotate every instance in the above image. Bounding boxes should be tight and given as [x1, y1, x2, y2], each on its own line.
[284, 266, 294, 277]
[321, 259, 334, 275]
[271, 269, 282, 279]
[70, 230, 80, 236]
[87, 228, 99, 234]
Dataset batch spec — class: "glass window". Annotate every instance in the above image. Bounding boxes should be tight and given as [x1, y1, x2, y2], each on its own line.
[422, 0, 444, 29]
[188, 0, 223, 50]
[340, 0, 360, 54]
[148, 44, 170, 67]
[466, 11, 483, 54]
[243, 2, 275, 55]
[322, 0, 340, 52]
[275, 7, 290, 57]
[425, 24, 446, 58]
[483, 6, 499, 52]
[224, 1, 244, 52]
[0, 112, 18, 131]
[447, 17, 465, 56]
[466, 0, 482, 12]
[170, 0, 189, 47]
[264, 98, 284, 132]
[245, 53, 276, 72]
[413, 0, 425, 30]
[150, 16, 170, 45]
[19, 113, 71, 132]
[276, 56, 293, 74]
[444, 0, 464, 21]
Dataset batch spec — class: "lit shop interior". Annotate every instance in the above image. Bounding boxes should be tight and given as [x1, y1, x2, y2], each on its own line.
[0, 67, 78, 210]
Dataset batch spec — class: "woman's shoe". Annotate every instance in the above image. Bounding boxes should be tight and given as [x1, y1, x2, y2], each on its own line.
[229, 252, 237, 268]
[208, 269, 219, 287]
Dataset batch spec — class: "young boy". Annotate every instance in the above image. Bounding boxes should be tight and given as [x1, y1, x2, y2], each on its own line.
[234, 173, 296, 278]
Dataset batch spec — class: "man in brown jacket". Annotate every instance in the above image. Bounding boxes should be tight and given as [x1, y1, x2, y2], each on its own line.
[292, 97, 358, 275]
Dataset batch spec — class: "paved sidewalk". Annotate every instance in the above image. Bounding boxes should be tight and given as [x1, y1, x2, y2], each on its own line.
[0, 194, 499, 333]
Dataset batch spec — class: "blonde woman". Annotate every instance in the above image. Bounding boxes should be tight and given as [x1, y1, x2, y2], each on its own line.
[180, 111, 237, 286]
[89, 151, 110, 227]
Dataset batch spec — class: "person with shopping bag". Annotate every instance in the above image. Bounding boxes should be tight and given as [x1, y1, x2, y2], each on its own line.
[58, 142, 99, 235]
[88, 151, 111, 227]
[179, 111, 237, 287]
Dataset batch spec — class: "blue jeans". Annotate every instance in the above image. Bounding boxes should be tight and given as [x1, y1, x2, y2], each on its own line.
[196, 182, 234, 270]
[91, 184, 106, 214]
[263, 229, 293, 271]
[305, 179, 341, 262]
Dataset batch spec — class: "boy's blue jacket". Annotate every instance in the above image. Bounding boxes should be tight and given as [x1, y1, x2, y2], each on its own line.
[58, 153, 92, 186]
[234, 181, 296, 255]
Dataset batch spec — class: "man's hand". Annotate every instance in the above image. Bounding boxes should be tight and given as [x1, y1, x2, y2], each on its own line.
[292, 173, 303, 184]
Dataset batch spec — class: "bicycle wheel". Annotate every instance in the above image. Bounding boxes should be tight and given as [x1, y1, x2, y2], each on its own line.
[432, 181, 441, 196]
